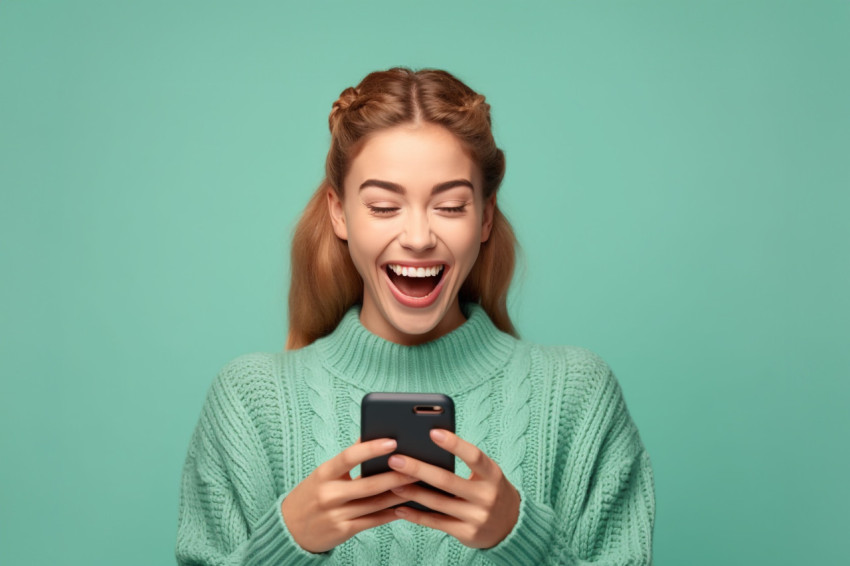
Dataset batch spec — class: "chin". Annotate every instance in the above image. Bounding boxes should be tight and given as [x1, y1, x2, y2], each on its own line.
[383, 304, 450, 343]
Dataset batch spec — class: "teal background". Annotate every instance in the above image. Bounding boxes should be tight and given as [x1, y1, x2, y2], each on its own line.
[1, 1, 847, 564]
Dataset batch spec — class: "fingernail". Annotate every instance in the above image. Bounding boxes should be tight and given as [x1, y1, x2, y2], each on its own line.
[388, 455, 405, 468]
[382, 439, 397, 450]
[431, 429, 446, 441]
[391, 486, 405, 494]
[395, 507, 408, 517]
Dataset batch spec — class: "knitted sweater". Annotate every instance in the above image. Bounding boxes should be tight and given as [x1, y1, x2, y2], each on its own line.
[175, 304, 655, 565]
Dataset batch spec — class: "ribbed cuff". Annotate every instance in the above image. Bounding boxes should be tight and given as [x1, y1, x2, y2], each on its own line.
[245, 493, 332, 566]
[478, 490, 556, 566]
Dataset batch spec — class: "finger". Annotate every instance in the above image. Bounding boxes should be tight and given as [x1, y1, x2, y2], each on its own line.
[319, 470, 415, 510]
[340, 490, 411, 521]
[347, 507, 403, 535]
[319, 437, 397, 480]
[430, 429, 497, 480]
[390, 483, 481, 524]
[388, 454, 488, 507]
[349, 470, 418, 500]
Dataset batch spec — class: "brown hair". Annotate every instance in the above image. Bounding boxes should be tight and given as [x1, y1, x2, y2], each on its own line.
[286, 67, 518, 349]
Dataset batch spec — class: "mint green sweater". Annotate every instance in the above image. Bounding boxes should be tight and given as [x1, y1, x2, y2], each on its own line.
[175, 304, 655, 565]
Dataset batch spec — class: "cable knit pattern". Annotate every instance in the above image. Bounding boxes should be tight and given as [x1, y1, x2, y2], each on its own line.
[499, 342, 532, 492]
[176, 304, 655, 565]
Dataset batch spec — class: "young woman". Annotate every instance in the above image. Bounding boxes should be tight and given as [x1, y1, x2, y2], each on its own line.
[176, 68, 655, 565]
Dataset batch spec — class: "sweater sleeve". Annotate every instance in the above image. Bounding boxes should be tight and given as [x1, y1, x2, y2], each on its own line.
[175, 357, 330, 566]
[550, 352, 656, 565]
[477, 485, 559, 565]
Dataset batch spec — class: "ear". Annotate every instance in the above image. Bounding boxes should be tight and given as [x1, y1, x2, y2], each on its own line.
[481, 194, 496, 243]
[327, 189, 348, 241]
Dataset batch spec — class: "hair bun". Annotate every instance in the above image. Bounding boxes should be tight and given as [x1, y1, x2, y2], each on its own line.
[329, 87, 359, 130]
[335, 87, 359, 111]
[466, 93, 489, 114]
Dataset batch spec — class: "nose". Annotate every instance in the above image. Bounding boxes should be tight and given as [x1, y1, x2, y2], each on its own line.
[398, 210, 437, 252]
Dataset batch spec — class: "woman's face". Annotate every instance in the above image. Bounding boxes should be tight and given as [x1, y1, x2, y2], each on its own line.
[328, 122, 495, 345]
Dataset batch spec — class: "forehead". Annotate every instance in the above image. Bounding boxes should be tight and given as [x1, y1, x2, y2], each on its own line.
[344, 123, 480, 193]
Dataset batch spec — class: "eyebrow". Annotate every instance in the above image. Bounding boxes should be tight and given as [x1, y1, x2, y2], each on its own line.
[358, 179, 474, 195]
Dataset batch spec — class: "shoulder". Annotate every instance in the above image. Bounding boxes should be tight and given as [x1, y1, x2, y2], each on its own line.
[529, 344, 646, 456]
[201, 351, 283, 415]
[529, 343, 615, 386]
[211, 351, 277, 391]
[524, 342, 627, 414]
[198, 349, 318, 444]
[212, 346, 319, 386]
[207, 347, 321, 406]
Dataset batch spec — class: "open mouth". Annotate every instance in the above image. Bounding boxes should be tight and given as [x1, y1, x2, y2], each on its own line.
[385, 264, 445, 298]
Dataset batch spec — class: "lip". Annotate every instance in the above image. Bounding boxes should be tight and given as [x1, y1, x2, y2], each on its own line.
[382, 262, 449, 308]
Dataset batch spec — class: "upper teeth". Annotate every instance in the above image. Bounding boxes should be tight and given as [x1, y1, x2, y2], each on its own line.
[388, 264, 444, 277]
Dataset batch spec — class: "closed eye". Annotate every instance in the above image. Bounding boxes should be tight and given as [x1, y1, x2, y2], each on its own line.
[437, 205, 467, 214]
[366, 205, 399, 216]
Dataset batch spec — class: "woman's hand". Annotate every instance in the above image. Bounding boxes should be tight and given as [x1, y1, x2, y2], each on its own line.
[387, 429, 521, 549]
[281, 437, 418, 554]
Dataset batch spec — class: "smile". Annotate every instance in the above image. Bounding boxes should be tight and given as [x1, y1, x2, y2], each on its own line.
[387, 264, 444, 278]
[383, 263, 448, 308]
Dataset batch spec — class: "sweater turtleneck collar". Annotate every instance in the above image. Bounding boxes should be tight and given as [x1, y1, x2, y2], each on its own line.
[313, 303, 518, 395]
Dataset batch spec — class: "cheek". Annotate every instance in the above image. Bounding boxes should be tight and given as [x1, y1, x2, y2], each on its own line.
[345, 217, 394, 268]
[441, 219, 483, 262]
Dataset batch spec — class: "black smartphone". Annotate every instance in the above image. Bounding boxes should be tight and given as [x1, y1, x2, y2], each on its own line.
[361, 392, 455, 513]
